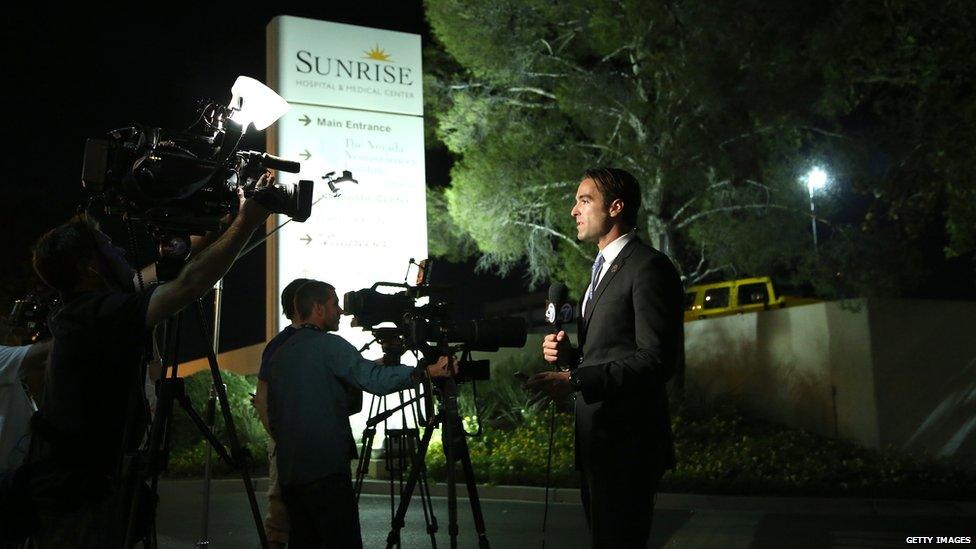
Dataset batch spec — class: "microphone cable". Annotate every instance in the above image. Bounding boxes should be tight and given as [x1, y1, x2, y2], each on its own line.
[540, 281, 568, 548]
[541, 387, 557, 548]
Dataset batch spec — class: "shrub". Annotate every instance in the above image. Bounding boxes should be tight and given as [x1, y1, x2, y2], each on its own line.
[423, 394, 976, 500]
[664, 396, 976, 499]
[425, 411, 577, 487]
[162, 370, 269, 477]
[459, 342, 569, 428]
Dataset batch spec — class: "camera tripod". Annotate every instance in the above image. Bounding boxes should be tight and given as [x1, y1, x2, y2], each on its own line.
[385, 374, 490, 549]
[353, 380, 439, 548]
[121, 297, 268, 548]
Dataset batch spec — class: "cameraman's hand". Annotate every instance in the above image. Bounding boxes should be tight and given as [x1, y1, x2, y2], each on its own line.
[542, 330, 573, 367]
[426, 355, 457, 379]
[238, 172, 274, 227]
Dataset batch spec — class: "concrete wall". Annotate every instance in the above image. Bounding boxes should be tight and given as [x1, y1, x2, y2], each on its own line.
[867, 300, 976, 459]
[684, 299, 976, 463]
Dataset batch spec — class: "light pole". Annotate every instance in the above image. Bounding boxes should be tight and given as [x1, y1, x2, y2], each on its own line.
[805, 167, 828, 252]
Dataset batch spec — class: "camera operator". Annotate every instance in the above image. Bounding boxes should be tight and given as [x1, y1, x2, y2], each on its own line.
[0, 340, 50, 475]
[266, 280, 453, 548]
[27, 174, 274, 547]
[0, 338, 50, 547]
[251, 277, 310, 549]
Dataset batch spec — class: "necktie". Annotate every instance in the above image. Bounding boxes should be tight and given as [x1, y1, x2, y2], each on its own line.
[587, 254, 605, 305]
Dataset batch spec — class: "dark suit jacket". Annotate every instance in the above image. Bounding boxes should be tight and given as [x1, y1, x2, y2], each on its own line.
[572, 237, 682, 473]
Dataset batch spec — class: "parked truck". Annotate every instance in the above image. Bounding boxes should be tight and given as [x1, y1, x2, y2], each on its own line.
[683, 276, 818, 322]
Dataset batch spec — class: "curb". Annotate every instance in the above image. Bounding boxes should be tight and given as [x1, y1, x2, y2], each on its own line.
[161, 477, 976, 515]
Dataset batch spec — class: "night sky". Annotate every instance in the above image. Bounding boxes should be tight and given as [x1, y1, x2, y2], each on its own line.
[7, 6, 971, 357]
[2, 5, 529, 358]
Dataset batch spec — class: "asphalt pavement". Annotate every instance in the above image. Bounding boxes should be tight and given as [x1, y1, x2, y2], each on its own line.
[155, 478, 976, 548]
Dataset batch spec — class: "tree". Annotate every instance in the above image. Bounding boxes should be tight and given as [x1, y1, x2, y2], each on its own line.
[808, 0, 976, 259]
[424, 0, 976, 299]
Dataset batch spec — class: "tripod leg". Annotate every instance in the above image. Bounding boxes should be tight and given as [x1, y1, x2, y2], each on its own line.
[386, 420, 438, 549]
[124, 370, 178, 547]
[456, 434, 490, 549]
[355, 427, 376, 501]
[386, 428, 399, 547]
[441, 381, 461, 549]
[196, 302, 268, 549]
[199, 386, 217, 546]
[411, 432, 439, 548]
[406, 387, 438, 547]
[134, 314, 181, 549]
[175, 392, 235, 466]
[355, 393, 382, 501]
[438, 374, 490, 549]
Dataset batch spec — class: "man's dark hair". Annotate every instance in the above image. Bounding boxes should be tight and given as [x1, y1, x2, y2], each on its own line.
[32, 215, 102, 294]
[294, 280, 336, 320]
[281, 278, 311, 320]
[583, 167, 642, 228]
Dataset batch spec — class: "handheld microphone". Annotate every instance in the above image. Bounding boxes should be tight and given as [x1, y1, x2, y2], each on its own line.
[545, 282, 568, 333]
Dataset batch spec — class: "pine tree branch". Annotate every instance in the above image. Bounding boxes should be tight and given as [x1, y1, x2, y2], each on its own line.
[685, 263, 736, 285]
[511, 221, 591, 260]
[672, 203, 792, 230]
[449, 83, 486, 91]
[798, 126, 851, 140]
[496, 98, 556, 110]
[507, 87, 558, 100]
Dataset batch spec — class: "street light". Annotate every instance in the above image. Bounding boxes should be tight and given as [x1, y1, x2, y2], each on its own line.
[804, 167, 828, 252]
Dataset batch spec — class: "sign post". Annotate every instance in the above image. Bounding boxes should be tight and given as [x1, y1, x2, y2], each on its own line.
[266, 15, 426, 438]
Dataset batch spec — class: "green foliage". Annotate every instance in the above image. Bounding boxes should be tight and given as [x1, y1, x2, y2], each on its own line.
[807, 0, 976, 258]
[459, 340, 557, 427]
[440, 101, 587, 283]
[167, 438, 268, 478]
[425, 412, 578, 487]
[423, 0, 976, 298]
[795, 225, 927, 299]
[428, 186, 479, 261]
[665, 397, 975, 499]
[425, 391, 975, 499]
[163, 370, 269, 477]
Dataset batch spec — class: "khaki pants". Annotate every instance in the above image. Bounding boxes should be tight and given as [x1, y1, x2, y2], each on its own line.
[266, 440, 290, 544]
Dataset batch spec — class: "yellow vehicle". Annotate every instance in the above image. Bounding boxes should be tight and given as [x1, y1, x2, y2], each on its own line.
[683, 277, 817, 321]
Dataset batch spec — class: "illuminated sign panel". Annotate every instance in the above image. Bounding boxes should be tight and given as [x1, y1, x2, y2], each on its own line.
[268, 16, 423, 116]
[267, 16, 426, 435]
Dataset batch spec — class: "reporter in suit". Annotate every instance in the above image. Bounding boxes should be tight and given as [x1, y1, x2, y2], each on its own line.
[527, 167, 683, 548]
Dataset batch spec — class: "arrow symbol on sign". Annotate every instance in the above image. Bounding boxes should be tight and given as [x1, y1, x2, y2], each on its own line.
[300, 234, 312, 245]
[299, 114, 311, 126]
[300, 149, 311, 161]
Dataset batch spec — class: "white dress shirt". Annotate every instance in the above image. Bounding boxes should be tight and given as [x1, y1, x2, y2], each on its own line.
[582, 231, 636, 316]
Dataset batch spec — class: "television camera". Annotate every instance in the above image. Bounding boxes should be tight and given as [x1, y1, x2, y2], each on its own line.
[79, 76, 313, 274]
[343, 260, 527, 382]
[5, 293, 57, 344]
[345, 260, 527, 548]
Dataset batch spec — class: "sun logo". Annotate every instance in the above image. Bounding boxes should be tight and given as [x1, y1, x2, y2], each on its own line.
[364, 44, 393, 62]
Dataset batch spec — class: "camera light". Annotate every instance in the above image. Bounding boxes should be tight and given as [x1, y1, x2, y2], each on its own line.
[229, 76, 290, 131]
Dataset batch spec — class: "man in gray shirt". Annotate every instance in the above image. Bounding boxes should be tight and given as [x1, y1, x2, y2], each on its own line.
[267, 280, 452, 548]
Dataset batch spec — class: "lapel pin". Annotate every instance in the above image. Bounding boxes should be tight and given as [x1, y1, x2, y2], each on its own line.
[610, 264, 620, 273]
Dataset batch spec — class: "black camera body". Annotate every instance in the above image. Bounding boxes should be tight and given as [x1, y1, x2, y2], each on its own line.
[7, 293, 58, 343]
[81, 102, 312, 235]
[343, 264, 527, 382]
